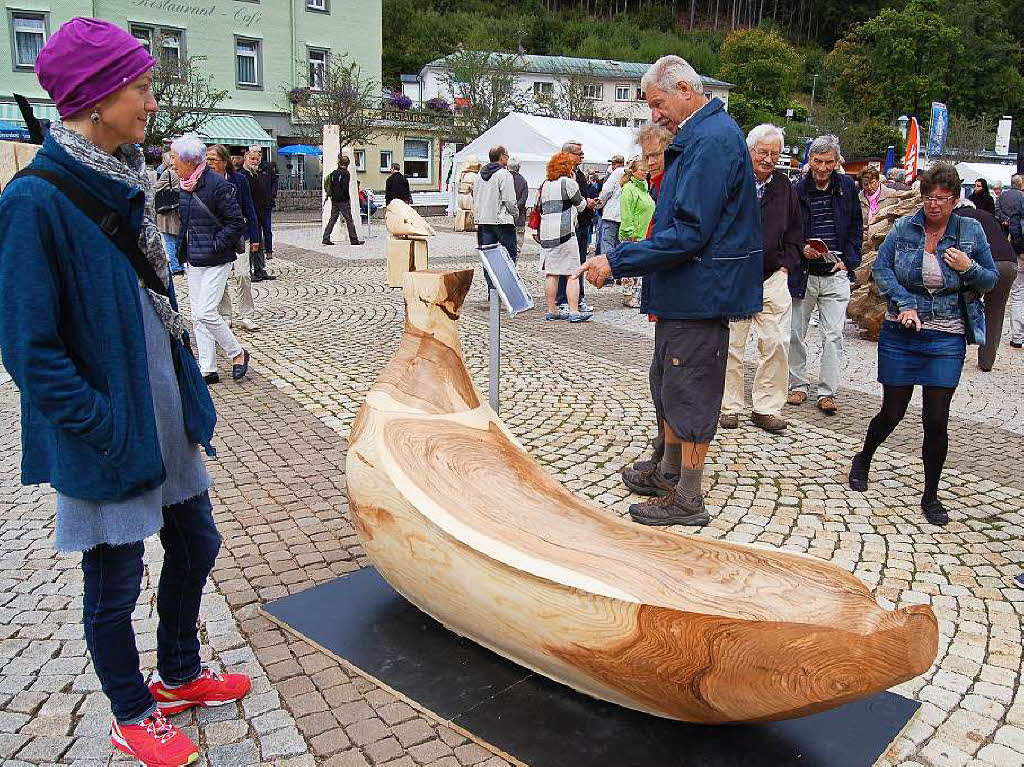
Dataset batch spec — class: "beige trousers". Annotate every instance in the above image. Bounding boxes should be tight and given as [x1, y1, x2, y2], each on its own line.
[722, 269, 792, 417]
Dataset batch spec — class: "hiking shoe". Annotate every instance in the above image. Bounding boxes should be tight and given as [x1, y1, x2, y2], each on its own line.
[816, 396, 837, 414]
[719, 413, 740, 429]
[569, 312, 593, 323]
[629, 490, 709, 527]
[751, 412, 787, 432]
[544, 311, 568, 321]
[787, 390, 807, 405]
[1011, 573, 1024, 589]
[149, 668, 252, 716]
[621, 464, 676, 497]
[110, 709, 198, 767]
[921, 497, 949, 527]
[848, 452, 869, 491]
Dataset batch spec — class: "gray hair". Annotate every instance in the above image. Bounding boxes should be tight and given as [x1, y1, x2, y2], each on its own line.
[641, 55, 704, 95]
[991, 180, 1004, 190]
[561, 140, 581, 152]
[170, 133, 207, 164]
[248, 145, 263, 154]
[808, 134, 841, 160]
[1012, 175, 1024, 190]
[506, 157, 521, 172]
[746, 123, 785, 151]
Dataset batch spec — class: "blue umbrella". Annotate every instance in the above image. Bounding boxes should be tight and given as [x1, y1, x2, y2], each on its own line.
[883, 146, 896, 176]
[278, 144, 322, 156]
[0, 120, 30, 142]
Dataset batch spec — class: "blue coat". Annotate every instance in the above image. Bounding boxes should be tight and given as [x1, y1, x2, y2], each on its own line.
[227, 169, 260, 243]
[790, 170, 863, 299]
[874, 210, 998, 344]
[0, 135, 215, 502]
[607, 98, 763, 319]
[178, 167, 244, 268]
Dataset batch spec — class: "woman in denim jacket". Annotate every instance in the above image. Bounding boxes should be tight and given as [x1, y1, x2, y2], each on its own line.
[849, 164, 998, 525]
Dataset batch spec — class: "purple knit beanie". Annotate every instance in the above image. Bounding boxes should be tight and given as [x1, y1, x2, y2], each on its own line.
[35, 18, 156, 120]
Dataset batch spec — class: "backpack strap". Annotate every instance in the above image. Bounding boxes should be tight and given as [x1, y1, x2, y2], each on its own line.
[12, 168, 169, 298]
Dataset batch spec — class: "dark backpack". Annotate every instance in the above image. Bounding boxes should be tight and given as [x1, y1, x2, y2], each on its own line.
[155, 171, 179, 214]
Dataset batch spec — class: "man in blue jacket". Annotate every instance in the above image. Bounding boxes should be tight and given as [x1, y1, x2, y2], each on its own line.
[575, 54, 763, 527]
[787, 135, 863, 415]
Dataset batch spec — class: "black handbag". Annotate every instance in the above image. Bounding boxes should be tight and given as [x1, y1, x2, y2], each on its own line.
[10, 167, 217, 454]
[154, 172, 179, 214]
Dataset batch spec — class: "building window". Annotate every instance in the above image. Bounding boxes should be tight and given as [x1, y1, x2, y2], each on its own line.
[379, 150, 393, 171]
[403, 138, 430, 180]
[633, 119, 645, 127]
[235, 38, 261, 87]
[354, 150, 365, 172]
[131, 25, 184, 70]
[533, 81, 553, 97]
[582, 83, 603, 100]
[611, 118, 628, 127]
[615, 84, 631, 102]
[308, 48, 328, 90]
[306, 0, 330, 11]
[636, 88, 646, 101]
[11, 12, 47, 70]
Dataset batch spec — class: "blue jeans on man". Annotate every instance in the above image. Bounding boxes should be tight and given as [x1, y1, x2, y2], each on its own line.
[477, 224, 518, 290]
[82, 491, 221, 723]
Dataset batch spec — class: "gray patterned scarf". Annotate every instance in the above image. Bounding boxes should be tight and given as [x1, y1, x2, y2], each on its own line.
[50, 125, 186, 342]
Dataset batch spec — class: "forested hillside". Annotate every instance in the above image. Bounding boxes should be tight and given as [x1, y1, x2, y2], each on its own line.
[384, 0, 1024, 156]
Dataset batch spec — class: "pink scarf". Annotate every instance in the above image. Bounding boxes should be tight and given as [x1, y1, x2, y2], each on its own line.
[866, 185, 882, 220]
[180, 161, 207, 192]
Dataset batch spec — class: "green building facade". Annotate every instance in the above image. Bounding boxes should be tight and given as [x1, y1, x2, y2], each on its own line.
[1, 0, 382, 149]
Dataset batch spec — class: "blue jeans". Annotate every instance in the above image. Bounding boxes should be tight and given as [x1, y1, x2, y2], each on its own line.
[477, 224, 518, 290]
[82, 491, 221, 723]
[259, 208, 273, 254]
[162, 233, 182, 273]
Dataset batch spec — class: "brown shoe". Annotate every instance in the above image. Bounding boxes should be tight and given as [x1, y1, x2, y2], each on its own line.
[787, 390, 807, 405]
[629, 490, 709, 526]
[621, 464, 676, 497]
[751, 412, 787, 432]
[719, 413, 740, 429]
[816, 396, 837, 414]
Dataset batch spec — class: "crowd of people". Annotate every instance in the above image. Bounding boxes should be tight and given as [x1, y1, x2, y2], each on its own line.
[0, 15, 1020, 767]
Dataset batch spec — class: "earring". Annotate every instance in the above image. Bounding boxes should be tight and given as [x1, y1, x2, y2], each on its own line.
[90, 110, 100, 124]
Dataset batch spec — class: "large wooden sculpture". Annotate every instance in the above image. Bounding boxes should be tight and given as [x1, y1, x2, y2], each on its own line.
[346, 269, 938, 724]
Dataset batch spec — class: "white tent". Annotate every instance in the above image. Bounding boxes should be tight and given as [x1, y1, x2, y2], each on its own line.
[452, 113, 642, 196]
[955, 162, 1016, 188]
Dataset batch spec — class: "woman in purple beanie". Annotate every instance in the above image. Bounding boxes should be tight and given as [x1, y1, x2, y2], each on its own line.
[0, 18, 250, 767]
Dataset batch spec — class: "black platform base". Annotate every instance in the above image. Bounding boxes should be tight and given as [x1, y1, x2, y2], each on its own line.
[263, 568, 920, 767]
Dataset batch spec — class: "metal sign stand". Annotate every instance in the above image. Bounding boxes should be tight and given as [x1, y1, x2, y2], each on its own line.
[489, 288, 500, 413]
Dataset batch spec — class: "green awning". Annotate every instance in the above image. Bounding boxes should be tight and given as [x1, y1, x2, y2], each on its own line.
[0, 101, 62, 125]
[199, 115, 274, 148]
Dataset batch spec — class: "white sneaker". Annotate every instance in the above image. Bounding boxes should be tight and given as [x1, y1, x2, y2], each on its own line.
[558, 303, 570, 313]
[235, 319, 260, 331]
[580, 301, 595, 313]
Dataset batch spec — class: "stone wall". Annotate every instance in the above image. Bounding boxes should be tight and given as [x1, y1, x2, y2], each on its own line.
[277, 190, 321, 211]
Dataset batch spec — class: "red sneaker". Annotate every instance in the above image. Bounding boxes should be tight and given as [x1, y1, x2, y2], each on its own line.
[110, 709, 199, 766]
[149, 668, 252, 716]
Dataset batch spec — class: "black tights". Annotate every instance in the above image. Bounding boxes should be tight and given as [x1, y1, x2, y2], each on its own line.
[859, 384, 956, 501]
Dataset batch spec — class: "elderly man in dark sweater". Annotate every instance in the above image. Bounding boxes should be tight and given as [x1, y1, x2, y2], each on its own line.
[720, 124, 803, 433]
[788, 135, 863, 415]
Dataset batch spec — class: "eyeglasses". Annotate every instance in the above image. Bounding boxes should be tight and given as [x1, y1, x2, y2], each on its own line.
[923, 195, 956, 204]
[753, 149, 780, 160]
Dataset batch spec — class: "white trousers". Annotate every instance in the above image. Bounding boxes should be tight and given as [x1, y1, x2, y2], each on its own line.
[186, 263, 242, 374]
[723, 269, 793, 416]
[1009, 256, 1024, 344]
[218, 249, 255, 324]
[789, 272, 851, 398]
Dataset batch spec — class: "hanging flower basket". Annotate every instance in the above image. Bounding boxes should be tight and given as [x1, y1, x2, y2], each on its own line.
[287, 87, 312, 105]
[425, 96, 451, 113]
[385, 91, 413, 110]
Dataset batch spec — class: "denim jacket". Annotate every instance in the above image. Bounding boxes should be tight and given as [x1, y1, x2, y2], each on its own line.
[874, 210, 998, 343]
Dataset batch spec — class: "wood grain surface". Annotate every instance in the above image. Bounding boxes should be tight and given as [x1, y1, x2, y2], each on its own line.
[346, 269, 939, 724]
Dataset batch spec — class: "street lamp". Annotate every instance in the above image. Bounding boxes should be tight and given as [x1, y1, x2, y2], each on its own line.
[897, 115, 909, 142]
[809, 74, 819, 124]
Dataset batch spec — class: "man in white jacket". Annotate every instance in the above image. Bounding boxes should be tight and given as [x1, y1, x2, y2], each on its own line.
[598, 155, 626, 255]
[473, 145, 519, 287]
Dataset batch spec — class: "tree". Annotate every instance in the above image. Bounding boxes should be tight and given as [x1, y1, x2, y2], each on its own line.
[718, 28, 801, 115]
[933, 113, 996, 163]
[533, 68, 614, 124]
[823, 1, 962, 122]
[288, 53, 392, 149]
[146, 55, 227, 148]
[437, 50, 531, 142]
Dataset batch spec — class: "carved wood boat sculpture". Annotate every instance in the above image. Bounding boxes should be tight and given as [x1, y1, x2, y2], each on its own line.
[346, 269, 938, 724]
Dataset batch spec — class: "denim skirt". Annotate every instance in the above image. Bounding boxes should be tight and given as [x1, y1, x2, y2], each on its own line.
[877, 320, 966, 388]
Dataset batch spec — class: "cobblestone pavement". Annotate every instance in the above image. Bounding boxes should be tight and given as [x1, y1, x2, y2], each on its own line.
[0, 225, 1022, 766]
